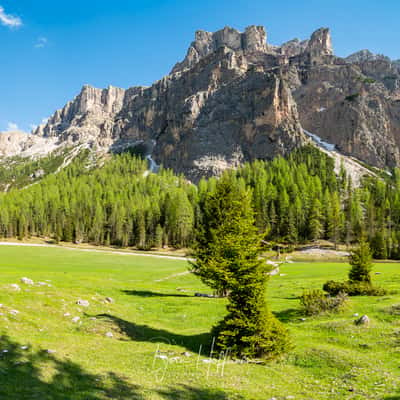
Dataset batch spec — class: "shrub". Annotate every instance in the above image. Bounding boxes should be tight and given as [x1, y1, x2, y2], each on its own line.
[323, 280, 387, 296]
[300, 289, 348, 316]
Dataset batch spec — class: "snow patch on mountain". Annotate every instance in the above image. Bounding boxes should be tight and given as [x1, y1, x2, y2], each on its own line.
[303, 128, 375, 185]
[303, 129, 335, 151]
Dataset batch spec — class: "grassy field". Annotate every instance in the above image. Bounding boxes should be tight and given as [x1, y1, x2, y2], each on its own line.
[0, 245, 399, 399]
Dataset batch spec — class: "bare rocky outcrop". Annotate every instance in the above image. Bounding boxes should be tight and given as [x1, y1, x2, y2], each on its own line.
[279, 38, 309, 57]
[306, 28, 333, 58]
[34, 85, 126, 148]
[2, 25, 400, 182]
[345, 49, 390, 64]
[171, 25, 268, 74]
[0, 130, 58, 158]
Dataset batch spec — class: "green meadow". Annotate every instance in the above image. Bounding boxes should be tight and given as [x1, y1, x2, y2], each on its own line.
[0, 245, 399, 399]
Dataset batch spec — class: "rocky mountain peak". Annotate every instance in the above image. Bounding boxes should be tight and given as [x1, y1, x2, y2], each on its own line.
[74, 84, 125, 115]
[34, 84, 125, 146]
[306, 27, 333, 57]
[279, 38, 309, 57]
[171, 25, 267, 74]
[345, 49, 390, 63]
[3, 24, 400, 183]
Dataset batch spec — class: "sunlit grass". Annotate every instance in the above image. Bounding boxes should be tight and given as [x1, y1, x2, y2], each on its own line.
[0, 245, 399, 399]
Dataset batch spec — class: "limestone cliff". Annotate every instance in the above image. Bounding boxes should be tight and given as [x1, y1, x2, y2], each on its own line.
[2, 25, 400, 180]
[34, 85, 126, 148]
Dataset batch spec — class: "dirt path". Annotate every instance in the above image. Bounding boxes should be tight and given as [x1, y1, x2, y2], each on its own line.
[0, 242, 192, 261]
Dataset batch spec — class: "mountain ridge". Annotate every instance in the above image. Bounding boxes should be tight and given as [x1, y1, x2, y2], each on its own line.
[2, 25, 400, 181]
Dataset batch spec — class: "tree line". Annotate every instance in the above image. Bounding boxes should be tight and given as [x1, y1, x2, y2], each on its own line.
[0, 145, 399, 257]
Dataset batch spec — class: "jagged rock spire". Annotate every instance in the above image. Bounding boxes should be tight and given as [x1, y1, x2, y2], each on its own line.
[306, 27, 333, 57]
[171, 25, 267, 73]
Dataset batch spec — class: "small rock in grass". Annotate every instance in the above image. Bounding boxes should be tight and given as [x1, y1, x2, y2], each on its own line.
[46, 349, 56, 354]
[353, 313, 359, 317]
[9, 309, 19, 315]
[63, 312, 71, 317]
[156, 354, 168, 360]
[76, 299, 89, 307]
[71, 316, 80, 323]
[182, 351, 192, 357]
[194, 293, 215, 298]
[300, 318, 306, 322]
[105, 332, 113, 338]
[105, 297, 114, 304]
[10, 284, 21, 291]
[202, 359, 213, 363]
[20, 346, 28, 350]
[21, 277, 34, 285]
[37, 281, 50, 287]
[286, 396, 295, 400]
[2, 349, 9, 353]
[355, 315, 370, 326]
[90, 317, 97, 320]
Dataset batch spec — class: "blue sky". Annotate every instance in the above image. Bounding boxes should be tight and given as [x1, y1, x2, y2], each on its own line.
[1, 0, 399, 132]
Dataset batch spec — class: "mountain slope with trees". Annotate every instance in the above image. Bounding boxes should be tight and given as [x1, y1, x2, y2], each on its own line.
[0, 145, 399, 257]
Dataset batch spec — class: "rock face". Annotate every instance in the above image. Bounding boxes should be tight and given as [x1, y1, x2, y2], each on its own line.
[171, 26, 268, 74]
[3, 25, 400, 180]
[0, 131, 58, 158]
[345, 49, 389, 64]
[307, 28, 333, 58]
[34, 85, 126, 148]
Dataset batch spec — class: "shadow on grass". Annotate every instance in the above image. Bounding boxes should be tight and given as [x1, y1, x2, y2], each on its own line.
[384, 395, 400, 400]
[0, 336, 240, 400]
[157, 385, 245, 399]
[95, 313, 212, 353]
[0, 335, 141, 400]
[273, 308, 302, 322]
[122, 289, 191, 298]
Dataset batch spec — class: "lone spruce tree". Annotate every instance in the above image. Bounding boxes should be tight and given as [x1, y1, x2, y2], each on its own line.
[348, 237, 373, 284]
[192, 173, 290, 359]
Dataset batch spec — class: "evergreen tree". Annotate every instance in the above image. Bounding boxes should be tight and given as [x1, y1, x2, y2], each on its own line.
[154, 224, 163, 249]
[308, 198, 323, 241]
[192, 173, 290, 359]
[348, 238, 373, 284]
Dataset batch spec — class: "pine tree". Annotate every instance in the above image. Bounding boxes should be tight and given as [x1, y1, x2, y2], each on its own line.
[308, 198, 323, 241]
[370, 230, 387, 259]
[192, 173, 290, 359]
[154, 224, 163, 249]
[348, 238, 373, 284]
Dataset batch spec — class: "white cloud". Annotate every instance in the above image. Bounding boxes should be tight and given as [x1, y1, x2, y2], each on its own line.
[0, 6, 22, 28]
[6, 122, 19, 131]
[35, 37, 48, 48]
